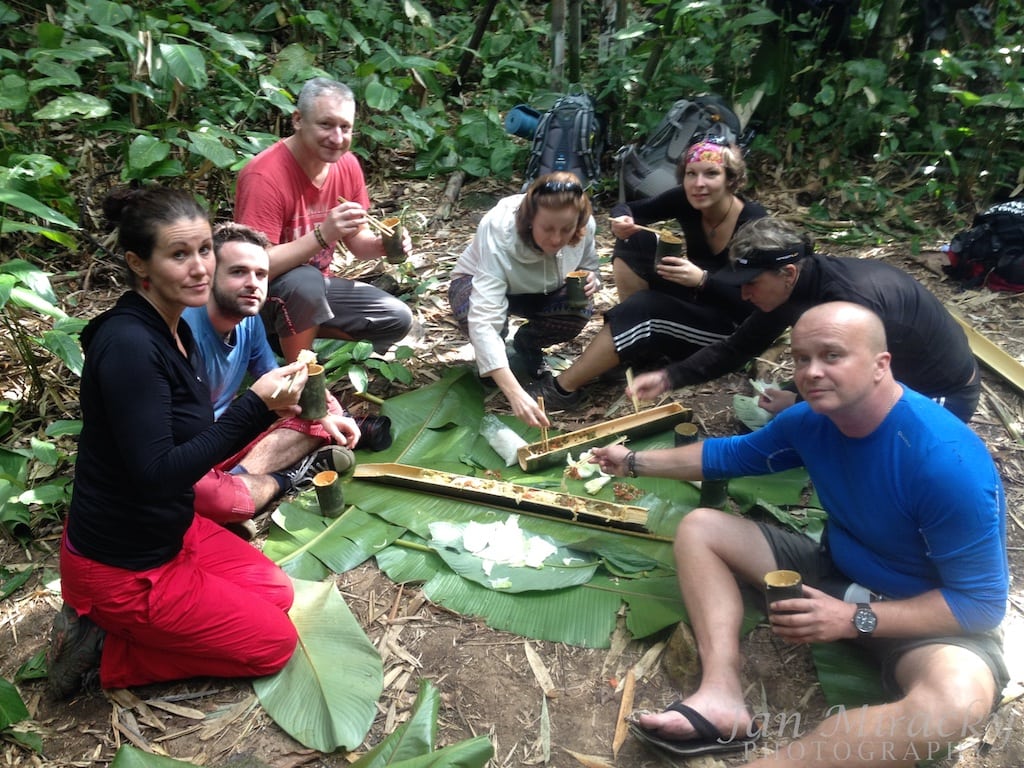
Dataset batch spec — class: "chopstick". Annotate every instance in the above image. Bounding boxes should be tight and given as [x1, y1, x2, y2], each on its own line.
[271, 371, 300, 399]
[625, 367, 641, 414]
[537, 396, 549, 452]
[337, 196, 395, 237]
[609, 216, 672, 238]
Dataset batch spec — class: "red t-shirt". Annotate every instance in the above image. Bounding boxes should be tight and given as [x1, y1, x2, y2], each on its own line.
[235, 141, 371, 274]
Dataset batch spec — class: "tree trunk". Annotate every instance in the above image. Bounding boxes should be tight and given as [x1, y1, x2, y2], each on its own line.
[551, 0, 566, 89]
[450, 0, 500, 96]
[568, 0, 582, 86]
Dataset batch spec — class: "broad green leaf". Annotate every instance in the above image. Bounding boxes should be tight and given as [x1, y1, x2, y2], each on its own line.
[811, 641, 885, 708]
[0, 192, 77, 230]
[351, 679, 439, 767]
[40, 330, 83, 375]
[33, 93, 110, 120]
[366, 80, 401, 111]
[0, 74, 28, 112]
[110, 744, 198, 768]
[1, 567, 33, 600]
[45, 419, 82, 437]
[186, 130, 236, 169]
[267, 497, 405, 577]
[128, 135, 171, 172]
[0, 677, 29, 730]
[254, 579, 383, 752]
[155, 43, 207, 90]
[374, 737, 494, 768]
[10, 285, 66, 319]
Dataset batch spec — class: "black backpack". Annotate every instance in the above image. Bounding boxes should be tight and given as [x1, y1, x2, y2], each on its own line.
[617, 96, 741, 202]
[522, 92, 602, 190]
[944, 200, 1024, 292]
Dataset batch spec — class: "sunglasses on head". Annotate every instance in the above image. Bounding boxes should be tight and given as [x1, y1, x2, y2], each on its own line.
[536, 179, 584, 197]
[688, 132, 730, 147]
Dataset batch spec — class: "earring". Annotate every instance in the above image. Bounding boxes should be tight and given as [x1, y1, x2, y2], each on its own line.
[141, 276, 151, 290]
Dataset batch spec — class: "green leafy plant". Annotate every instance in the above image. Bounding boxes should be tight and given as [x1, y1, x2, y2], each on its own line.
[319, 340, 415, 394]
[0, 677, 41, 753]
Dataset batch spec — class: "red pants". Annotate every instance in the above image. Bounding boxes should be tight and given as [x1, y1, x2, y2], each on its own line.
[60, 515, 297, 689]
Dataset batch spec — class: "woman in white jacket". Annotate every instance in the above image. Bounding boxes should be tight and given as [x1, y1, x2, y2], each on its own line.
[449, 172, 600, 427]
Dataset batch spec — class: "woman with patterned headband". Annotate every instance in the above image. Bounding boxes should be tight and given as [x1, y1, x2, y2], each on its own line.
[528, 138, 766, 411]
[448, 171, 600, 428]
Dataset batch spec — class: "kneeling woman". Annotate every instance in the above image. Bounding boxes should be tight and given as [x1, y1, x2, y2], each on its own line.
[448, 172, 600, 427]
[49, 186, 309, 698]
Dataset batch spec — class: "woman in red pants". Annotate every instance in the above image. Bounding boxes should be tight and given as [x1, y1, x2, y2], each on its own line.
[49, 185, 309, 698]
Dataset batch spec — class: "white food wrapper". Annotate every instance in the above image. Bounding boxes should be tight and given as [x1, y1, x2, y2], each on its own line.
[480, 413, 529, 466]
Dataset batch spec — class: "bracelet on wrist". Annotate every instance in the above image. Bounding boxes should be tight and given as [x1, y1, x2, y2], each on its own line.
[697, 269, 709, 289]
[313, 224, 329, 250]
[626, 450, 638, 478]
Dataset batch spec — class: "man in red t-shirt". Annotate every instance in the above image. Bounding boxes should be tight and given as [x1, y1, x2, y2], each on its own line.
[235, 77, 413, 362]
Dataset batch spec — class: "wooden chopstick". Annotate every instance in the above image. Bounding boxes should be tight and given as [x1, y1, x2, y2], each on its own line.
[625, 367, 641, 414]
[271, 370, 300, 399]
[537, 396, 549, 452]
[337, 196, 395, 237]
[610, 216, 672, 238]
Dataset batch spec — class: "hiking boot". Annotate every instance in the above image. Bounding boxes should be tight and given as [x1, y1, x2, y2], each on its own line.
[353, 415, 393, 452]
[527, 373, 584, 411]
[281, 445, 357, 493]
[512, 332, 550, 379]
[47, 603, 105, 700]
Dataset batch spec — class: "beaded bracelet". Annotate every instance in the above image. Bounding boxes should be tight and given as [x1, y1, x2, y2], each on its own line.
[313, 224, 329, 250]
[626, 450, 638, 478]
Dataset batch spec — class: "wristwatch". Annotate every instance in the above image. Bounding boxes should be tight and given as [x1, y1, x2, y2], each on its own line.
[852, 602, 878, 637]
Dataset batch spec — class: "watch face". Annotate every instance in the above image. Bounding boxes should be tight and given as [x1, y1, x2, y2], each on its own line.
[854, 605, 878, 634]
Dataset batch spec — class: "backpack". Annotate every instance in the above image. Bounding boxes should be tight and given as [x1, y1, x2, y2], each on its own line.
[617, 96, 741, 202]
[522, 92, 602, 190]
[943, 200, 1024, 292]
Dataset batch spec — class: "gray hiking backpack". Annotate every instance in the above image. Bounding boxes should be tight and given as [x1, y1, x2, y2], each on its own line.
[617, 96, 741, 201]
[522, 92, 602, 190]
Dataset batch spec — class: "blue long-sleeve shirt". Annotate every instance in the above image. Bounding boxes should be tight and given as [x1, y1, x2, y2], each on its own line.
[703, 387, 1007, 633]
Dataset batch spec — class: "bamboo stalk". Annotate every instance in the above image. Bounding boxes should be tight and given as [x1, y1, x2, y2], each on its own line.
[624, 367, 640, 414]
[337, 196, 395, 236]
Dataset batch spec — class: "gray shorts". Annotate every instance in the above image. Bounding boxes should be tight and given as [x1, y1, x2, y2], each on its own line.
[261, 265, 413, 354]
[757, 522, 1009, 702]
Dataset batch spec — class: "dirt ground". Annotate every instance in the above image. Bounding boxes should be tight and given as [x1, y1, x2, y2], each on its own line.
[2, 177, 1024, 768]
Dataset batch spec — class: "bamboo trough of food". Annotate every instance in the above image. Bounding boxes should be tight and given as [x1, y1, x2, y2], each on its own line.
[354, 463, 651, 532]
[516, 403, 692, 473]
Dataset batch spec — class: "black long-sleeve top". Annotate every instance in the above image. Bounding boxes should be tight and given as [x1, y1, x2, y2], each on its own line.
[67, 291, 276, 570]
[611, 186, 767, 309]
[665, 253, 976, 397]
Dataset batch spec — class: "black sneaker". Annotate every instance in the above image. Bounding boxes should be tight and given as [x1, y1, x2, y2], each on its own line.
[526, 373, 584, 411]
[353, 415, 393, 451]
[48, 603, 105, 700]
[281, 445, 356, 493]
[512, 333, 550, 379]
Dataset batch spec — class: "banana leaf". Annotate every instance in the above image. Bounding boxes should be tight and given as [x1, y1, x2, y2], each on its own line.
[254, 578, 383, 752]
[810, 641, 886, 708]
[110, 745, 197, 768]
[351, 679, 493, 768]
[376, 533, 685, 648]
[266, 495, 407, 577]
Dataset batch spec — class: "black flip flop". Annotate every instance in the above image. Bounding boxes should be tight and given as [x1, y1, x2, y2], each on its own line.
[628, 701, 762, 757]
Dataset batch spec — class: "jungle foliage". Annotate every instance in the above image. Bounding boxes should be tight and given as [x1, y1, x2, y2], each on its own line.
[0, 0, 1021, 539]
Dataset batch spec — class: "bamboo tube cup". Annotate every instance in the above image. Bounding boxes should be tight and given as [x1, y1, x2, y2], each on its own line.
[313, 470, 345, 517]
[297, 363, 328, 420]
[381, 217, 406, 263]
[564, 270, 589, 308]
[764, 569, 803, 614]
[654, 231, 684, 269]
